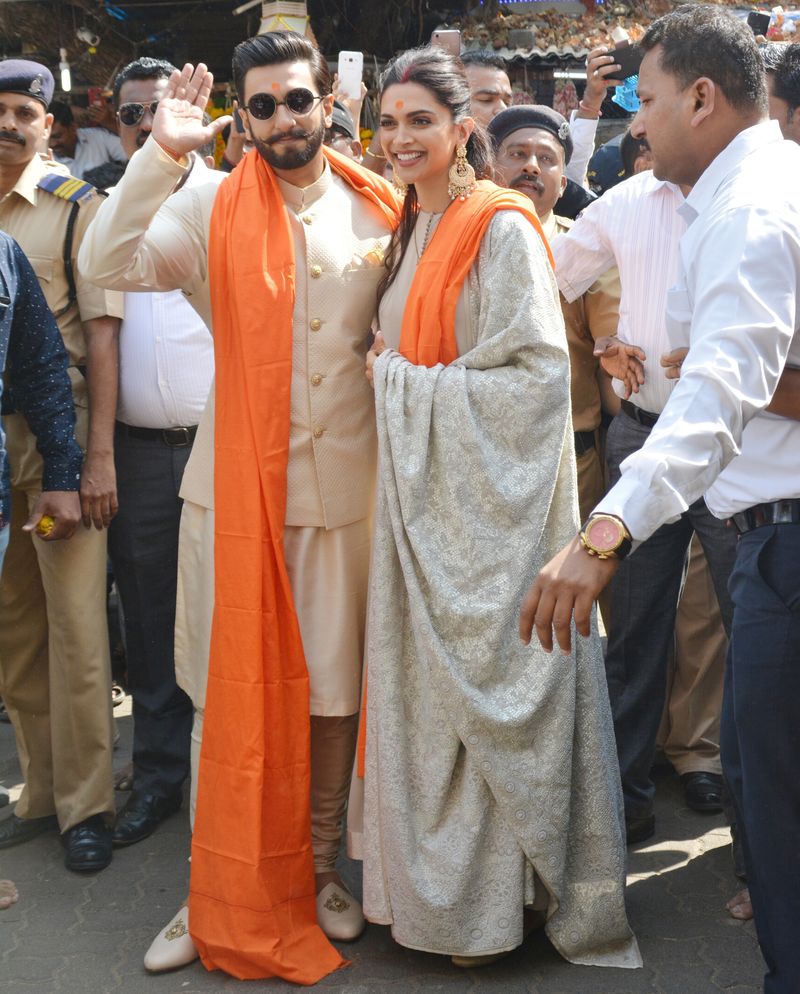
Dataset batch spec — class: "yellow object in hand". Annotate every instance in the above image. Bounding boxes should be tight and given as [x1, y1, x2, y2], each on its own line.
[36, 515, 55, 537]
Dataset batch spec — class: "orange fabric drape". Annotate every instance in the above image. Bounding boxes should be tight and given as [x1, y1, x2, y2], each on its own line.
[356, 181, 554, 780]
[398, 180, 554, 368]
[190, 146, 400, 984]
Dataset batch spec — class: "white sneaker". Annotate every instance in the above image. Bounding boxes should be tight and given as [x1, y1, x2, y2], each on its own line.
[316, 882, 365, 942]
[143, 905, 199, 973]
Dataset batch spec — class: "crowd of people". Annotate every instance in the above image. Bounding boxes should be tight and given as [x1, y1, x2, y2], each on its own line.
[0, 5, 799, 992]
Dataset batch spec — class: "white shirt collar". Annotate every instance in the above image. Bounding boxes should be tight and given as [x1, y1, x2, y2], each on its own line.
[682, 120, 781, 225]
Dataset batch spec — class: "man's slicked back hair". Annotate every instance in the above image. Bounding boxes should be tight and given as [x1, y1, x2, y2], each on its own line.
[113, 57, 176, 105]
[460, 50, 507, 73]
[232, 30, 331, 103]
[640, 4, 768, 114]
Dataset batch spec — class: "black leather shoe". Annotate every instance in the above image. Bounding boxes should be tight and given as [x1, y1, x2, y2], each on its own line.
[682, 772, 723, 813]
[63, 815, 113, 872]
[625, 813, 655, 845]
[112, 790, 182, 847]
[0, 813, 58, 849]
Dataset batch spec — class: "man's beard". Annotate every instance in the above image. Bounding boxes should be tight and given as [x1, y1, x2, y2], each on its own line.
[252, 120, 325, 171]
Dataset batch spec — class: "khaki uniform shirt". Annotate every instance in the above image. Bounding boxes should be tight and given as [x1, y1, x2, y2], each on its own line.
[0, 153, 123, 411]
[546, 213, 621, 433]
[78, 139, 393, 524]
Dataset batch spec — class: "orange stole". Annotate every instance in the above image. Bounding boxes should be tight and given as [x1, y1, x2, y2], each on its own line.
[398, 181, 554, 367]
[191, 147, 400, 983]
[356, 181, 553, 779]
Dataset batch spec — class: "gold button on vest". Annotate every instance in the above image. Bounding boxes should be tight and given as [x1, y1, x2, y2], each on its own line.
[313, 425, 325, 439]
[310, 264, 322, 278]
[311, 373, 323, 386]
[310, 318, 322, 331]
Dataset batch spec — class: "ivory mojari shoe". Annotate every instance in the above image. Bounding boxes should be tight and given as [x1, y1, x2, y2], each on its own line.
[316, 881, 365, 941]
[143, 905, 199, 972]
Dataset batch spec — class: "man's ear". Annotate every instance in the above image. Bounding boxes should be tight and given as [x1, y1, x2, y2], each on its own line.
[689, 77, 716, 129]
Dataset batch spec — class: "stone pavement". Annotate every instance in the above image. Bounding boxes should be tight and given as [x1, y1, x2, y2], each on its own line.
[0, 700, 764, 994]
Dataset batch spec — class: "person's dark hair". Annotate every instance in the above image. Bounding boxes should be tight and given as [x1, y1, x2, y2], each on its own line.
[50, 101, 74, 127]
[759, 42, 788, 75]
[620, 128, 650, 177]
[460, 50, 507, 73]
[771, 42, 800, 116]
[113, 57, 176, 105]
[377, 45, 494, 305]
[84, 160, 126, 192]
[232, 30, 331, 103]
[640, 4, 768, 113]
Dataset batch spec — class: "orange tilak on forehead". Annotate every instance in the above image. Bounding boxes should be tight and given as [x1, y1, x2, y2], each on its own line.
[272, 82, 280, 90]
[395, 100, 404, 109]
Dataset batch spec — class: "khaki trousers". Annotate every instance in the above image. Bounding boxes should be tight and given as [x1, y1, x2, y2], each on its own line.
[176, 502, 368, 868]
[658, 536, 726, 775]
[0, 412, 114, 830]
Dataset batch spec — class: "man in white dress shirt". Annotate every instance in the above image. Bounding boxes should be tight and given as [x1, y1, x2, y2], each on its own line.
[522, 8, 800, 992]
[106, 57, 222, 848]
[49, 102, 126, 179]
[548, 115, 737, 841]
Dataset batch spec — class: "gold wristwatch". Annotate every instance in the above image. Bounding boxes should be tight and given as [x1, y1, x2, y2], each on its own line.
[579, 514, 632, 560]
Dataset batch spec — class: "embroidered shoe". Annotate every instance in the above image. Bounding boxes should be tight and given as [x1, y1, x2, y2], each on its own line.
[143, 905, 199, 973]
[316, 881, 365, 941]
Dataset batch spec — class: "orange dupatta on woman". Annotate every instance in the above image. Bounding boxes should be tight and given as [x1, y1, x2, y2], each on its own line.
[190, 147, 400, 983]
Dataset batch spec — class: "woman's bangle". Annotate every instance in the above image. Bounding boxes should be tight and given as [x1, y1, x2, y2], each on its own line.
[365, 147, 386, 160]
[578, 101, 602, 119]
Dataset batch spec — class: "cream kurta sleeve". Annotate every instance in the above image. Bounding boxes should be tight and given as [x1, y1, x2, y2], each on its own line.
[78, 138, 221, 326]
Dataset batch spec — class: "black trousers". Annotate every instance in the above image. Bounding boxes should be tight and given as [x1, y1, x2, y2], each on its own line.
[108, 424, 194, 798]
[604, 410, 737, 818]
[721, 523, 800, 994]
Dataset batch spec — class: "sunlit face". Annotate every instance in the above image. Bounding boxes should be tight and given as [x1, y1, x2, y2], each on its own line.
[0, 93, 51, 169]
[49, 119, 77, 157]
[240, 61, 333, 172]
[380, 82, 472, 189]
[117, 76, 170, 157]
[767, 72, 800, 145]
[630, 46, 693, 185]
[464, 65, 512, 127]
[494, 127, 566, 217]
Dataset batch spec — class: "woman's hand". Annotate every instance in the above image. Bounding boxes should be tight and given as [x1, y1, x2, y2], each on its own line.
[366, 331, 387, 388]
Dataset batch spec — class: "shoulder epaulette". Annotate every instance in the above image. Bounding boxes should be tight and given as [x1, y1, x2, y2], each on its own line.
[37, 173, 95, 203]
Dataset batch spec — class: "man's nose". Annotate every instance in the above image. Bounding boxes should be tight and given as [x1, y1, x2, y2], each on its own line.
[522, 155, 540, 175]
[630, 113, 646, 140]
[274, 101, 297, 128]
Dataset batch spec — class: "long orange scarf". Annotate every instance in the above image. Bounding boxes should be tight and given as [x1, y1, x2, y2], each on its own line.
[190, 146, 400, 984]
[355, 180, 554, 780]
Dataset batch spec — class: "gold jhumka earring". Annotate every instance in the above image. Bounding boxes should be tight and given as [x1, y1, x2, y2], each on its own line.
[447, 145, 476, 201]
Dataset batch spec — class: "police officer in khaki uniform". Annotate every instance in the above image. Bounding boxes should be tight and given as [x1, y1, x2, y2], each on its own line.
[0, 61, 123, 872]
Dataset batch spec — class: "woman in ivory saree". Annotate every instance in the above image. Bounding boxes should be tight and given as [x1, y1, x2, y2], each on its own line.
[357, 47, 642, 971]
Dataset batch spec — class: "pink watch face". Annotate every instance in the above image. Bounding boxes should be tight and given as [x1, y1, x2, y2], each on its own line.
[587, 517, 621, 552]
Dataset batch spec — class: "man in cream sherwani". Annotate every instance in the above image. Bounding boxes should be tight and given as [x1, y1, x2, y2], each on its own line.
[79, 32, 393, 973]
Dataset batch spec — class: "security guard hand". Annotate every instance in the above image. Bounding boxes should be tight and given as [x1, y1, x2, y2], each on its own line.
[80, 453, 119, 530]
[23, 491, 81, 541]
[152, 63, 232, 158]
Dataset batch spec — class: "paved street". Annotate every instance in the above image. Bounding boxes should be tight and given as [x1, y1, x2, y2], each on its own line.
[1, 699, 764, 994]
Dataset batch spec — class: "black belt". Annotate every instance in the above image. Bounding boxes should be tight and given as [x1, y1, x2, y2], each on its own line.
[730, 499, 800, 535]
[621, 399, 660, 430]
[116, 422, 198, 447]
[574, 430, 596, 457]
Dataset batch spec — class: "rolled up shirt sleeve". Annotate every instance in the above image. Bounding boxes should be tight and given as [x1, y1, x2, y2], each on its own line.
[7, 241, 82, 491]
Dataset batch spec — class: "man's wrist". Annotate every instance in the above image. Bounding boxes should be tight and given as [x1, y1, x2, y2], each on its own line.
[154, 138, 189, 166]
[579, 513, 632, 560]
